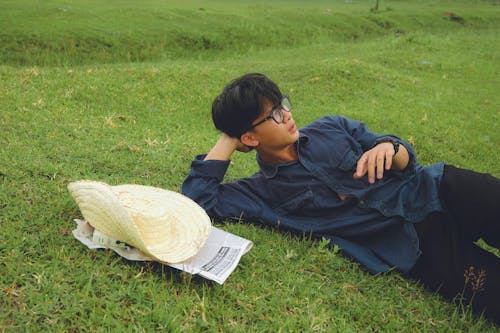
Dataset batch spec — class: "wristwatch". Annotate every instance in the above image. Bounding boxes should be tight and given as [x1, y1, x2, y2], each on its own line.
[373, 137, 400, 155]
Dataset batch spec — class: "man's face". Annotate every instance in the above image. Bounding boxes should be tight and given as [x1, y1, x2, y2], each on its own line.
[243, 97, 299, 151]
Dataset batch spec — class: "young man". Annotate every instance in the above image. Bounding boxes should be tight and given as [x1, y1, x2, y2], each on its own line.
[182, 73, 500, 324]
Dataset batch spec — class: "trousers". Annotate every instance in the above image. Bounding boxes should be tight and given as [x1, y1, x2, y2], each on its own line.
[409, 165, 500, 324]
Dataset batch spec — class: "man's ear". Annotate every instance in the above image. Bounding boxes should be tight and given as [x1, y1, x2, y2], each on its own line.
[240, 132, 259, 148]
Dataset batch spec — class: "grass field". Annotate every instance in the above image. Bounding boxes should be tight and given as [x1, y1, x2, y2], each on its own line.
[1, 0, 499, 331]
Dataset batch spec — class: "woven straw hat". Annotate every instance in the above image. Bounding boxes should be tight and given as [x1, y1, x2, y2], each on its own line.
[68, 180, 211, 263]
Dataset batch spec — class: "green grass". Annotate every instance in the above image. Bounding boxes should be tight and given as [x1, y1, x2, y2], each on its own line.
[1, 0, 499, 66]
[1, 0, 499, 331]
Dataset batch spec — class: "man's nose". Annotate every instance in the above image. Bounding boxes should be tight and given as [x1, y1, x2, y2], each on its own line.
[283, 110, 292, 123]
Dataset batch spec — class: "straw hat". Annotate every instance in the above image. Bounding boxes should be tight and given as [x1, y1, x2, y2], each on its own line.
[68, 180, 211, 263]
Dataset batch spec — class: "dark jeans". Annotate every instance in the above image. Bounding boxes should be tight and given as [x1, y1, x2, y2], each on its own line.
[409, 165, 500, 324]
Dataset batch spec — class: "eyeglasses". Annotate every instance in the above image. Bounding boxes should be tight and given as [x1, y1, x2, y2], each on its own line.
[243, 95, 292, 133]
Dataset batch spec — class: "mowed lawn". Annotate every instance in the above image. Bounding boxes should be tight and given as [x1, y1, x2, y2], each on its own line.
[0, 0, 499, 331]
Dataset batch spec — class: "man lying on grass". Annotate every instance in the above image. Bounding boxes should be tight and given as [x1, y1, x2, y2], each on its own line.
[182, 73, 499, 324]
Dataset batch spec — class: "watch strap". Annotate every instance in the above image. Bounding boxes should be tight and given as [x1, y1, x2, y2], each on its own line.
[373, 137, 399, 155]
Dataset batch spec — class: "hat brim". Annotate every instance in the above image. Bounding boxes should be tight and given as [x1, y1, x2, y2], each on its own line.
[68, 180, 211, 263]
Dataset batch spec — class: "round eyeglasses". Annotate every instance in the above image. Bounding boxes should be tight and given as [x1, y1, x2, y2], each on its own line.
[243, 95, 292, 133]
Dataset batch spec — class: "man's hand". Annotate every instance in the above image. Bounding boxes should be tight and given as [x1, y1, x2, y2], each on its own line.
[204, 133, 252, 161]
[353, 142, 396, 184]
[235, 140, 253, 153]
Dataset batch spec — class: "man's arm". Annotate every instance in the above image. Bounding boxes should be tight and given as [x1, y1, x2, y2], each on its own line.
[331, 116, 413, 184]
[353, 142, 410, 184]
[204, 133, 251, 161]
[182, 133, 263, 222]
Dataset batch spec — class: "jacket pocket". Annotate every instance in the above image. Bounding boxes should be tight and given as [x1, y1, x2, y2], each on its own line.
[337, 150, 358, 172]
[273, 188, 315, 216]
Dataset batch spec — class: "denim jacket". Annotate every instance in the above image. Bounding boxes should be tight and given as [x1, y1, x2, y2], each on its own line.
[182, 116, 444, 273]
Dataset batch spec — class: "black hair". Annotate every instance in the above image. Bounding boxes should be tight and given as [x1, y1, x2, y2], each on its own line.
[211, 73, 282, 138]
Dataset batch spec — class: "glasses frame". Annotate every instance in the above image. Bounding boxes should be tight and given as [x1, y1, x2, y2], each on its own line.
[242, 95, 292, 134]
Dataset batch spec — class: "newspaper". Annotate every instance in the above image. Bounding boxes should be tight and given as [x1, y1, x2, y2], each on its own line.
[72, 219, 253, 284]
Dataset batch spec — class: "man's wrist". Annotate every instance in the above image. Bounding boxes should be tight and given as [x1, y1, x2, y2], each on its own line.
[373, 137, 399, 155]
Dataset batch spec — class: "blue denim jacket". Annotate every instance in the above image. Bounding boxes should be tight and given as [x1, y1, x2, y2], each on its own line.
[182, 116, 445, 274]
